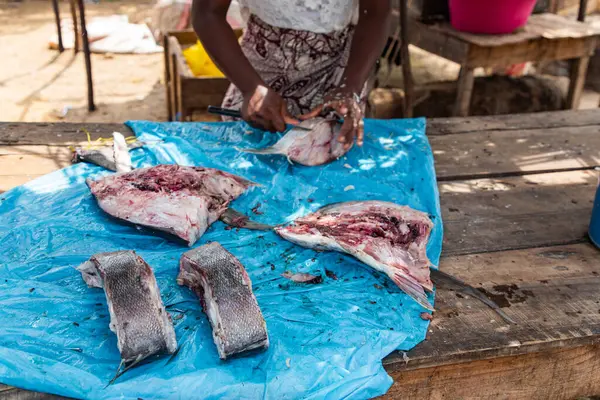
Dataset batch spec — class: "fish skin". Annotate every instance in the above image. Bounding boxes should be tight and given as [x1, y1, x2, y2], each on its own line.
[77, 251, 177, 364]
[87, 165, 255, 246]
[241, 117, 350, 166]
[275, 200, 435, 310]
[177, 242, 269, 360]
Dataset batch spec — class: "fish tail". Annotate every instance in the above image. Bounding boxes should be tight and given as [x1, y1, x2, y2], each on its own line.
[113, 132, 133, 173]
[391, 273, 434, 311]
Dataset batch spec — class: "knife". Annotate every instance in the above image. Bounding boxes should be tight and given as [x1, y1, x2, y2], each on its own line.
[207, 106, 313, 131]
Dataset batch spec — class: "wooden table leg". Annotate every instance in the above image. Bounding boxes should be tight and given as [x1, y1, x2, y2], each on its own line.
[51, 0, 64, 53]
[453, 66, 474, 117]
[77, 0, 95, 112]
[69, 0, 79, 53]
[566, 56, 590, 110]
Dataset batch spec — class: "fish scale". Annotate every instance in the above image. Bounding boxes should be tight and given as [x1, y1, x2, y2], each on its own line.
[78, 251, 177, 364]
[177, 242, 269, 360]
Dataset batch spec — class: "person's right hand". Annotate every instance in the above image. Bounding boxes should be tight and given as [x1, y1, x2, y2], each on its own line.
[241, 85, 299, 133]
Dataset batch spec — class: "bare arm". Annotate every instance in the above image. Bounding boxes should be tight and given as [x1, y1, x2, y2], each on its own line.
[192, 0, 296, 131]
[307, 0, 392, 147]
[341, 0, 392, 94]
[191, 0, 262, 95]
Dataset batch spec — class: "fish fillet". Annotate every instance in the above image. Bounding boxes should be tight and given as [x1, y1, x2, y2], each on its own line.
[87, 164, 254, 246]
[275, 201, 435, 310]
[241, 117, 349, 166]
[77, 251, 177, 364]
[177, 242, 269, 359]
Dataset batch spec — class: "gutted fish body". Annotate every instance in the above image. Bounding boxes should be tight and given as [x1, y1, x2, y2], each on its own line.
[275, 201, 435, 310]
[177, 242, 269, 359]
[77, 251, 177, 364]
[242, 117, 349, 166]
[87, 164, 254, 246]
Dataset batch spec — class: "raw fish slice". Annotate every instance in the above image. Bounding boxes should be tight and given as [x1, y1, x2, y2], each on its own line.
[242, 118, 349, 166]
[77, 250, 177, 364]
[275, 201, 435, 310]
[87, 164, 254, 246]
[177, 242, 269, 359]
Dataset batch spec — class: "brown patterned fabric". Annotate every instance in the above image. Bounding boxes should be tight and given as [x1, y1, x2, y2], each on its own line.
[221, 15, 369, 120]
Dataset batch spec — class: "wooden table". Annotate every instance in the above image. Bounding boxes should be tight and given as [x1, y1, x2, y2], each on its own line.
[1, 110, 599, 399]
[409, 13, 600, 116]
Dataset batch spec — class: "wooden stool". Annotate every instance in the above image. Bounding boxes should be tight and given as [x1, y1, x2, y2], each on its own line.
[408, 13, 600, 116]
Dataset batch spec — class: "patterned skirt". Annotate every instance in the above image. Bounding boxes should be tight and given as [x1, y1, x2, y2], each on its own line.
[221, 15, 369, 119]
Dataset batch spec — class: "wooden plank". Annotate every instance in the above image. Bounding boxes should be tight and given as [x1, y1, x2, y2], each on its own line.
[466, 36, 597, 68]
[423, 13, 600, 48]
[0, 123, 130, 146]
[384, 242, 600, 370]
[385, 344, 600, 400]
[430, 125, 600, 179]
[426, 109, 600, 135]
[408, 17, 470, 65]
[441, 170, 596, 255]
[0, 176, 41, 194]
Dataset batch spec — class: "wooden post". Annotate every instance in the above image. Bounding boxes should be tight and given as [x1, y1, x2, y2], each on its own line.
[453, 66, 475, 117]
[77, 0, 96, 112]
[51, 0, 64, 53]
[400, 0, 414, 118]
[69, 0, 79, 53]
[567, 56, 590, 109]
[164, 34, 173, 121]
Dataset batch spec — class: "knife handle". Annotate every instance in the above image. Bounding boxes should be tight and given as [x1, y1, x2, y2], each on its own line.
[207, 106, 242, 119]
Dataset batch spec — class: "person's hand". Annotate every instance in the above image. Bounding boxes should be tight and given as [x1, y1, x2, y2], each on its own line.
[242, 85, 299, 132]
[301, 89, 364, 149]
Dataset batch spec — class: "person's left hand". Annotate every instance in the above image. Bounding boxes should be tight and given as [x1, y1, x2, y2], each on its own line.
[301, 88, 364, 149]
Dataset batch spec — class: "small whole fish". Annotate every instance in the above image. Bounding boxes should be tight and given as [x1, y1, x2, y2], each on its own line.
[177, 242, 269, 360]
[87, 165, 255, 246]
[275, 201, 435, 310]
[241, 117, 350, 166]
[71, 132, 143, 172]
[77, 251, 177, 365]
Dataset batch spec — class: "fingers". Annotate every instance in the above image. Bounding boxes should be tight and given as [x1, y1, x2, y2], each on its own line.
[337, 118, 354, 150]
[297, 105, 323, 121]
[279, 102, 299, 125]
[357, 118, 364, 147]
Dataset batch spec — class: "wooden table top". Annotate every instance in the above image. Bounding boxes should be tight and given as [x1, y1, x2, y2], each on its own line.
[0, 110, 599, 399]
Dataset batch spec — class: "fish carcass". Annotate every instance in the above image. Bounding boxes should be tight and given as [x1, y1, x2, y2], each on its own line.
[275, 201, 435, 310]
[177, 242, 269, 359]
[87, 164, 255, 246]
[77, 251, 177, 364]
[241, 117, 349, 166]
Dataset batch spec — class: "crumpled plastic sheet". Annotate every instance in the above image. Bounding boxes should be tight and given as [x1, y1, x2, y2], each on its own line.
[0, 118, 442, 399]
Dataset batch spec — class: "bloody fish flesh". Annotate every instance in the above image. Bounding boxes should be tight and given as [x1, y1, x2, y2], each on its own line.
[87, 164, 255, 246]
[177, 242, 269, 359]
[77, 251, 177, 364]
[275, 201, 435, 310]
[241, 117, 349, 166]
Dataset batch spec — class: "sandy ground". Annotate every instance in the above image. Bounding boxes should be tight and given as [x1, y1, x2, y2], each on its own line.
[0, 0, 167, 123]
[0, 0, 598, 125]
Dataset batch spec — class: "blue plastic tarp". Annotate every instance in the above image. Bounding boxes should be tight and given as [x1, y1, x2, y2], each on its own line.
[0, 118, 442, 399]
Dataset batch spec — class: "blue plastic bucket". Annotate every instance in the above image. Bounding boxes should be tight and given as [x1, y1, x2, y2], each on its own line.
[590, 171, 600, 248]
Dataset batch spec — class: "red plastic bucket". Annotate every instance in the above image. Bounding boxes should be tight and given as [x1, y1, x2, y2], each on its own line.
[449, 0, 537, 34]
